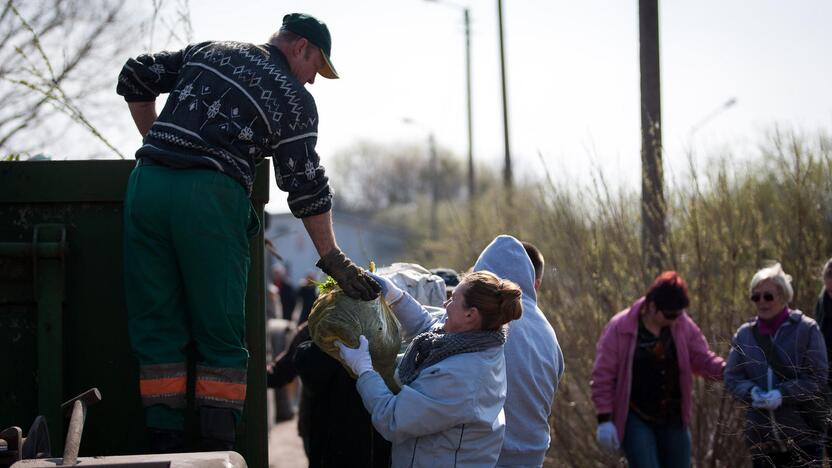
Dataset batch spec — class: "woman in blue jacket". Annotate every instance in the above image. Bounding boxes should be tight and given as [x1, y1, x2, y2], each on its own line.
[337, 270, 523, 468]
[725, 263, 828, 467]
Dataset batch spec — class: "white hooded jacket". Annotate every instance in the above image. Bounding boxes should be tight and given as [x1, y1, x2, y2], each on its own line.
[474, 235, 565, 468]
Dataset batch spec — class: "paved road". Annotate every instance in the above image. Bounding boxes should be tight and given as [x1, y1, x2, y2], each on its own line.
[268, 415, 306, 468]
[267, 388, 306, 468]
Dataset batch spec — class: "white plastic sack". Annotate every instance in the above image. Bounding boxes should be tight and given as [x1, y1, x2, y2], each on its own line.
[377, 262, 447, 307]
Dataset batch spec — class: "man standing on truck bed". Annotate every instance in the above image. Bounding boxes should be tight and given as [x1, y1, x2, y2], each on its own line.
[116, 13, 380, 452]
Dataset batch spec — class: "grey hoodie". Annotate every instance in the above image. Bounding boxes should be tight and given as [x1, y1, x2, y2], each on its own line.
[474, 235, 565, 467]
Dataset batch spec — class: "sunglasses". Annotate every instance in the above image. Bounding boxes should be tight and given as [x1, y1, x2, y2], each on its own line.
[750, 292, 775, 303]
[660, 309, 682, 320]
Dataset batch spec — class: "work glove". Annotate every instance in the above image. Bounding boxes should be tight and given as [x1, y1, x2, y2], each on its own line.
[751, 387, 783, 410]
[596, 421, 619, 452]
[316, 248, 381, 301]
[750, 386, 766, 407]
[759, 389, 783, 410]
[334, 335, 374, 377]
[368, 272, 404, 304]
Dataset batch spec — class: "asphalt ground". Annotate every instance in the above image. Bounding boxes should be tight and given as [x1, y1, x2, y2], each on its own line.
[266, 388, 307, 468]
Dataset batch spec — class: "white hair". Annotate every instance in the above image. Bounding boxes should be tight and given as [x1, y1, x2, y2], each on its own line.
[823, 257, 832, 279]
[750, 262, 793, 302]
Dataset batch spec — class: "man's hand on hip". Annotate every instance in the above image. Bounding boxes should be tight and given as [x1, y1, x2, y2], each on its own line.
[316, 248, 381, 301]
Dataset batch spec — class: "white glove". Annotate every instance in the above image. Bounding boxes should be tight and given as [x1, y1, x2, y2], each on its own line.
[335, 335, 374, 377]
[368, 272, 404, 304]
[596, 421, 619, 451]
[750, 386, 766, 408]
[760, 389, 783, 410]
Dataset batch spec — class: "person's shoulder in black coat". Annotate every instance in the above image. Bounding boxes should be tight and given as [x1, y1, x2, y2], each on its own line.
[294, 340, 391, 468]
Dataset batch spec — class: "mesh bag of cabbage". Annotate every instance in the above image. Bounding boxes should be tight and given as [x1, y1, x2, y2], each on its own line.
[308, 277, 402, 393]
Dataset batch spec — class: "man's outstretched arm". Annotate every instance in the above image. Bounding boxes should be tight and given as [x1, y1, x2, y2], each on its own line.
[302, 211, 380, 301]
[301, 211, 337, 257]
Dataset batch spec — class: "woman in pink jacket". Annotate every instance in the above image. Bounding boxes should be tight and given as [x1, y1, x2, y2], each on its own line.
[590, 271, 725, 468]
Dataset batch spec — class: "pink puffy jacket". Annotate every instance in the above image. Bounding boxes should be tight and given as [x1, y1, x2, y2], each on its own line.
[590, 297, 725, 440]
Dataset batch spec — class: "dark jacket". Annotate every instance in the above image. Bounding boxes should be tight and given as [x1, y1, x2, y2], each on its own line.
[294, 341, 391, 468]
[815, 289, 832, 387]
[117, 41, 331, 218]
[725, 310, 828, 448]
[267, 323, 309, 389]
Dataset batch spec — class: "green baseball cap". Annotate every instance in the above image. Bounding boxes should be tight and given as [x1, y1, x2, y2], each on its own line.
[281, 13, 338, 79]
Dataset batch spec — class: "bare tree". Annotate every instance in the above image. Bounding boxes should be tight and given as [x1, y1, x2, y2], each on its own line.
[330, 140, 466, 212]
[0, 0, 137, 157]
[148, 0, 193, 51]
[0, 0, 193, 159]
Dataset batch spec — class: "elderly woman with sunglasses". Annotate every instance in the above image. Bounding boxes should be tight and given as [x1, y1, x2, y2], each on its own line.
[725, 263, 828, 468]
[591, 271, 725, 468]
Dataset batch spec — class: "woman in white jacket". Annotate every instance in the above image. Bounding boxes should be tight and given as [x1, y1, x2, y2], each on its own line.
[336, 270, 523, 468]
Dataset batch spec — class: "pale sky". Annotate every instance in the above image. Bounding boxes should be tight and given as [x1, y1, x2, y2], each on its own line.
[108, 0, 832, 213]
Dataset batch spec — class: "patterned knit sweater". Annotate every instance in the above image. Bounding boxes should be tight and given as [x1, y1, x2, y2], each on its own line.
[117, 41, 332, 218]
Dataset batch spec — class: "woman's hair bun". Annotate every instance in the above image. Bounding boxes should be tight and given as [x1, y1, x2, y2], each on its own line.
[462, 271, 523, 329]
[498, 283, 523, 321]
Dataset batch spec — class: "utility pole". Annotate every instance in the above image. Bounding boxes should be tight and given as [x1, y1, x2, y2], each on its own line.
[424, 0, 475, 203]
[639, 0, 666, 276]
[402, 117, 440, 240]
[464, 8, 474, 201]
[497, 0, 512, 192]
[428, 132, 439, 240]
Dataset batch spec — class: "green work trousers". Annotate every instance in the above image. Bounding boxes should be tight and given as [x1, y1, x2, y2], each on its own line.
[124, 164, 255, 431]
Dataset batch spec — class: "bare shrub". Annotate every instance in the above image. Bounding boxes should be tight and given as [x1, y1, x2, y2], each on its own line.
[394, 129, 832, 467]
[0, 0, 193, 159]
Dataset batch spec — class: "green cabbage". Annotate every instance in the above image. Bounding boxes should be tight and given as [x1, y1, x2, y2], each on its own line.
[308, 283, 401, 393]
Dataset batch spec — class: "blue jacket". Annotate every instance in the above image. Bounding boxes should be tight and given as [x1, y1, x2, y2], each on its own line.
[473, 235, 564, 467]
[724, 310, 828, 447]
[356, 293, 507, 467]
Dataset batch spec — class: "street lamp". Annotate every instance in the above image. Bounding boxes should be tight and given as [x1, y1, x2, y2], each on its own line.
[403, 118, 439, 240]
[689, 97, 738, 136]
[424, 0, 475, 200]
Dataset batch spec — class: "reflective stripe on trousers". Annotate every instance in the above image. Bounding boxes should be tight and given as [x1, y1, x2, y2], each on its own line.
[195, 365, 247, 411]
[139, 362, 187, 408]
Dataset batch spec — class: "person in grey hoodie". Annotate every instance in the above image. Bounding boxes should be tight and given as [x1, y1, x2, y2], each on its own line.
[473, 235, 565, 467]
[337, 270, 524, 468]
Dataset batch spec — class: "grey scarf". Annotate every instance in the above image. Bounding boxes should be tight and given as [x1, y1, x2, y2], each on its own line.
[397, 327, 507, 386]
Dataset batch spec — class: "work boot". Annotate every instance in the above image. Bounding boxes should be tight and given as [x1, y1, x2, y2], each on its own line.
[147, 428, 184, 454]
[199, 406, 236, 452]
